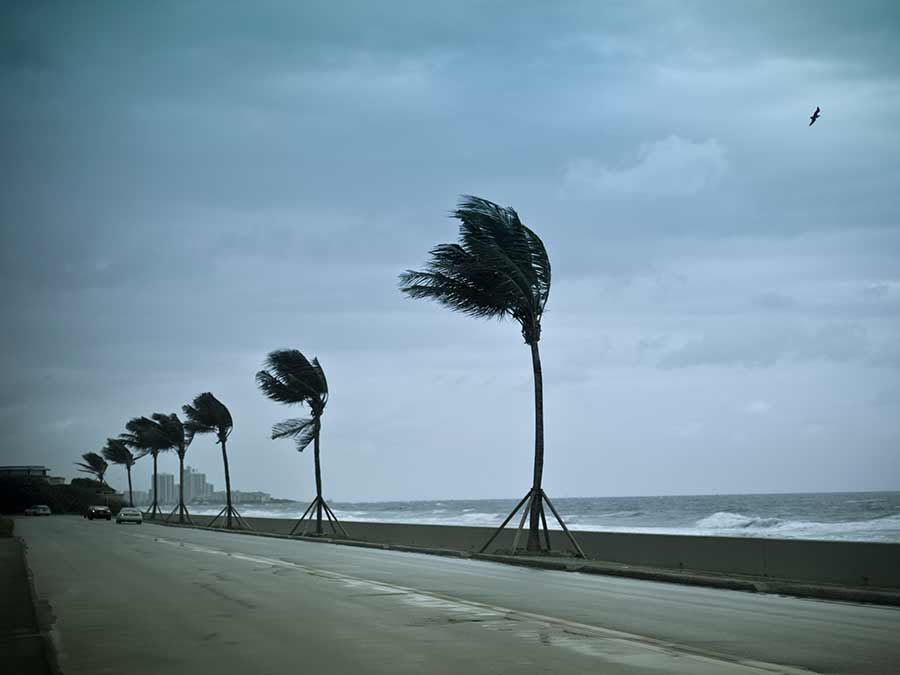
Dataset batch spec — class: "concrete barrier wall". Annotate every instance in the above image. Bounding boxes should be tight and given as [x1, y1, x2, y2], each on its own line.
[171, 514, 900, 588]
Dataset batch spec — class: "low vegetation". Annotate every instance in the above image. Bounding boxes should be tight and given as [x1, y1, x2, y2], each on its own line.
[0, 477, 122, 515]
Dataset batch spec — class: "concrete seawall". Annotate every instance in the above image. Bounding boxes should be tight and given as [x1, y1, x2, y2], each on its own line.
[166, 514, 900, 589]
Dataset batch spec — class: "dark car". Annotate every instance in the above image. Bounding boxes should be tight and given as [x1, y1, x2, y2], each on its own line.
[85, 505, 112, 521]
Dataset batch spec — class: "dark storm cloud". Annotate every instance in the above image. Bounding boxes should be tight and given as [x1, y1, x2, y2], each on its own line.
[1, 1, 898, 498]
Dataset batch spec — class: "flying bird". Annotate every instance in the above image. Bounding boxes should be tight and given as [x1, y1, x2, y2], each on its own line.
[809, 106, 821, 126]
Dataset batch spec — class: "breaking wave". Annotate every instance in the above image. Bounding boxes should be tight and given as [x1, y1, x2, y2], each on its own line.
[695, 511, 900, 540]
[185, 493, 900, 542]
[696, 512, 784, 530]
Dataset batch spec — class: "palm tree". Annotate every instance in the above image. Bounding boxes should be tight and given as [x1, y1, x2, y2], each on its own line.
[120, 416, 171, 520]
[182, 392, 248, 530]
[399, 195, 584, 557]
[150, 413, 193, 524]
[75, 452, 108, 487]
[102, 438, 142, 507]
[256, 349, 347, 537]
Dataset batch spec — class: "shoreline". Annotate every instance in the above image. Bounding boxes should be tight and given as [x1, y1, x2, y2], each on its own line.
[139, 501, 900, 544]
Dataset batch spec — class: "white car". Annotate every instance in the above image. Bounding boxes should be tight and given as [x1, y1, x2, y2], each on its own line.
[24, 505, 52, 516]
[116, 507, 143, 524]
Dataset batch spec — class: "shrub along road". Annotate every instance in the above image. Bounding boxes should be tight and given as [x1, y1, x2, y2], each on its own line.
[14, 516, 900, 674]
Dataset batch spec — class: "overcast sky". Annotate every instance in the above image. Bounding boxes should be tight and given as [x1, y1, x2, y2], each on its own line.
[2, 1, 898, 502]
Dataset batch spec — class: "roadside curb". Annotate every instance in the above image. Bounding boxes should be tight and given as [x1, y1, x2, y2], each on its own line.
[142, 519, 900, 607]
[0, 537, 57, 675]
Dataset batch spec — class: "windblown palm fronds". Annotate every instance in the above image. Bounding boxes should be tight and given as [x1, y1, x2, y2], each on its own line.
[102, 438, 140, 466]
[75, 451, 108, 485]
[182, 392, 233, 445]
[120, 416, 171, 455]
[399, 195, 550, 345]
[151, 413, 188, 455]
[271, 417, 320, 452]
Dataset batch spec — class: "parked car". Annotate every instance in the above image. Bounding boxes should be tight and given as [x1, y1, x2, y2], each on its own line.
[24, 505, 52, 516]
[116, 507, 143, 525]
[85, 505, 112, 521]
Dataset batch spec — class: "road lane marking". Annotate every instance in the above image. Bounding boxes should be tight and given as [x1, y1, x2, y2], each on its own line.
[126, 531, 817, 674]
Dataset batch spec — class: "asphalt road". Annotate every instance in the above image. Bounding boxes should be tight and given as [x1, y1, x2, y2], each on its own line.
[14, 516, 900, 675]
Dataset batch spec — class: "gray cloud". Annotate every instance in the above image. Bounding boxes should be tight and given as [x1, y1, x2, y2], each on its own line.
[563, 136, 728, 197]
[658, 322, 872, 369]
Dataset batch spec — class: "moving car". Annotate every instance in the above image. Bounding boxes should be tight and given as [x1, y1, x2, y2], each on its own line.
[86, 505, 112, 521]
[24, 505, 52, 516]
[116, 507, 143, 525]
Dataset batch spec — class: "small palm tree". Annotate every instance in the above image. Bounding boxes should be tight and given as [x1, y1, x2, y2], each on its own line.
[182, 392, 248, 530]
[75, 452, 108, 486]
[102, 438, 141, 507]
[120, 416, 171, 519]
[150, 413, 193, 524]
[400, 195, 583, 556]
[256, 349, 347, 537]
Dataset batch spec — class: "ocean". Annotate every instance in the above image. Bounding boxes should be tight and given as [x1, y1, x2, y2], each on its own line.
[183, 491, 900, 543]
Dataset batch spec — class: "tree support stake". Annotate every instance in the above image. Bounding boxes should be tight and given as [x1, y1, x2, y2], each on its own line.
[478, 488, 585, 558]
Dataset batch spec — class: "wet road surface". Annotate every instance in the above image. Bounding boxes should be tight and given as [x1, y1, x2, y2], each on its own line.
[14, 516, 900, 674]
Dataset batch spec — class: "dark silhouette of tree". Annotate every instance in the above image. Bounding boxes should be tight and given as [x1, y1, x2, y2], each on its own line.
[102, 438, 141, 507]
[120, 416, 171, 520]
[256, 349, 347, 537]
[149, 413, 193, 524]
[399, 195, 583, 557]
[182, 392, 248, 530]
[75, 452, 108, 486]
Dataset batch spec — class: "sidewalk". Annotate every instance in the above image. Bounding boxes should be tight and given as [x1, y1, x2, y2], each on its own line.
[0, 536, 53, 675]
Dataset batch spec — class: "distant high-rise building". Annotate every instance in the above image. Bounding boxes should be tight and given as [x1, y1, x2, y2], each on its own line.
[184, 466, 208, 503]
[150, 473, 176, 505]
[181, 465, 214, 503]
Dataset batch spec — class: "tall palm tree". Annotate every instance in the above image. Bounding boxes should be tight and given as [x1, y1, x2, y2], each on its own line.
[182, 392, 247, 530]
[102, 438, 142, 507]
[120, 416, 171, 520]
[256, 349, 347, 537]
[151, 413, 192, 524]
[75, 452, 108, 487]
[399, 195, 584, 557]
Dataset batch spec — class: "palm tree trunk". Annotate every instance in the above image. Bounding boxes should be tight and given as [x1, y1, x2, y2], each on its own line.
[178, 453, 186, 523]
[151, 453, 158, 518]
[527, 339, 545, 552]
[127, 465, 134, 507]
[221, 438, 233, 529]
[314, 429, 323, 535]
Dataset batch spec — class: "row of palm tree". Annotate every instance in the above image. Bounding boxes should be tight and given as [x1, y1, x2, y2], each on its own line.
[73, 195, 581, 556]
[75, 392, 245, 529]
